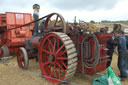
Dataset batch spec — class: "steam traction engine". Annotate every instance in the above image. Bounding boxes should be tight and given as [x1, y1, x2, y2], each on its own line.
[0, 12, 33, 57]
[17, 4, 112, 84]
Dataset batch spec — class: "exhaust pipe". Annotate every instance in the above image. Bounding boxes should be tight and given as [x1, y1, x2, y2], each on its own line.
[33, 4, 40, 36]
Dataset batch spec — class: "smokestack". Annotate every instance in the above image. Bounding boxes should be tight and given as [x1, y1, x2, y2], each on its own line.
[33, 4, 40, 36]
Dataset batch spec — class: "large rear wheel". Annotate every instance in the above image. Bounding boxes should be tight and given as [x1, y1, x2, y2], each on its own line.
[39, 32, 77, 83]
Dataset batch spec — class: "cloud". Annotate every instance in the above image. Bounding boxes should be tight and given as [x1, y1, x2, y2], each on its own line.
[0, 0, 29, 8]
[0, 0, 127, 22]
[48, 0, 120, 11]
[0, 0, 49, 12]
[0, 0, 120, 12]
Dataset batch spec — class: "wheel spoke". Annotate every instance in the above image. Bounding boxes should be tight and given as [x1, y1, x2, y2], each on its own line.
[56, 62, 66, 73]
[61, 61, 67, 69]
[18, 55, 24, 68]
[54, 15, 59, 27]
[58, 68, 61, 79]
[44, 61, 50, 65]
[59, 50, 67, 56]
[50, 64, 55, 76]
[21, 55, 24, 61]
[56, 44, 64, 54]
[42, 49, 50, 54]
[49, 62, 53, 70]
[48, 39, 54, 49]
[53, 38, 57, 52]
[44, 56, 49, 58]
[57, 57, 68, 60]
[57, 38, 59, 49]
[54, 64, 59, 78]
[49, 19, 52, 28]
[46, 66, 51, 74]
[48, 41, 52, 54]
[18, 50, 25, 69]
[44, 62, 52, 74]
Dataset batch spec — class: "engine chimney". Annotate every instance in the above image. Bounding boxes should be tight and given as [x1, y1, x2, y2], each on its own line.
[33, 4, 40, 36]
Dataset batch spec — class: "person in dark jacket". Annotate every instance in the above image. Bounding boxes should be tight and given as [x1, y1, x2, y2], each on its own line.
[117, 31, 128, 78]
[125, 35, 128, 69]
[106, 33, 118, 68]
[100, 27, 108, 33]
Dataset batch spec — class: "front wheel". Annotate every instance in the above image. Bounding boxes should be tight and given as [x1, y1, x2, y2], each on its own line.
[17, 47, 29, 70]
[0, 46, 10, 57]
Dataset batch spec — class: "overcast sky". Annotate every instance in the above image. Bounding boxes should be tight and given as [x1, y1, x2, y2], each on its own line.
[0, 0, 128, 22]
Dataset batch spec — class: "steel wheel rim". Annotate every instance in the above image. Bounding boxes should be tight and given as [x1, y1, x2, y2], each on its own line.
[39, 33, 68, 83]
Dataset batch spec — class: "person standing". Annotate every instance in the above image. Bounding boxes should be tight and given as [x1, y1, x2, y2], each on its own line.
[117, 31, 128, 78]
[125, 35, 128, 69]
[106, 33, 118, 68]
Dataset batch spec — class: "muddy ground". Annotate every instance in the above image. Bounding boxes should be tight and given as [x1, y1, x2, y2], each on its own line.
[0, 53, 128, 85]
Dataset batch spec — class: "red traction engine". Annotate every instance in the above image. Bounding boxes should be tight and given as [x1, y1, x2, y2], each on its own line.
[17, 4, 113, 84]
[0, 12, 33, 57]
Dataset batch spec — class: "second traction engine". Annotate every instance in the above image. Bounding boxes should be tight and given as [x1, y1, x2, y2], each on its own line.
[17, 4, 112, 84]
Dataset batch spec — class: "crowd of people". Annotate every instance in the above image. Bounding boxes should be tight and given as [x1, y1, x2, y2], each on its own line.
[106, 31, 128, 80]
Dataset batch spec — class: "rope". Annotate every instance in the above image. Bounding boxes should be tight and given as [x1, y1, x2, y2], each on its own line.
[81, 33, 100, 71]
